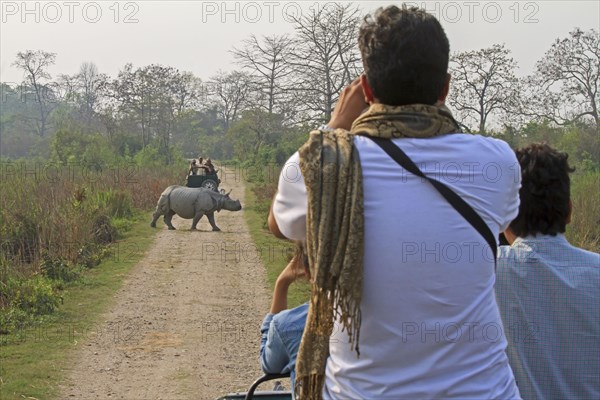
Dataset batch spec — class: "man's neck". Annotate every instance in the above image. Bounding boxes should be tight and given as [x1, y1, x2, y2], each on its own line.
[504, 229, 517, 245]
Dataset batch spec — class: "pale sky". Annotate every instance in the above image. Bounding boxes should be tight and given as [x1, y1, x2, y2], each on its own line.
[1, 1, 599, 85]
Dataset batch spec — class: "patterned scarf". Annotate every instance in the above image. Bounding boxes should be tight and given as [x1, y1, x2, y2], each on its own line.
[294, 103, 461, 399]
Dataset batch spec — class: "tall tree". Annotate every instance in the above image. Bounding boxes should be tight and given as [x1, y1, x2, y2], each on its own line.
[288, 3, 363, 123]
[55, 62, 109, 133]
[12, 50, 57, 136]
[523, 28, 599, 130]
[109, 64, 197, 155]
[76, 62, 108, 129]
[231, 34, 294, 116]
[173, 71, 202, 113]
[226, 108, 284, 161]
[449, 44, 519, 133]
[208, 70, 252, 130]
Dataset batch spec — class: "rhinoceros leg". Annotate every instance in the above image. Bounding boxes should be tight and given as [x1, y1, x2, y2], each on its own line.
[164, 210, 176, 230]
[191, 212, 204, 230]
[207, 212, 221, 231]
[152, 195, 170, 228]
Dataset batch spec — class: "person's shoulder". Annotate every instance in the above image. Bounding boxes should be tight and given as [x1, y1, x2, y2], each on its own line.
[279, 151, 303, 185]
[283, 151, 300, 165]
[568, 244, 600, 267]
[462, 134, 515, 158]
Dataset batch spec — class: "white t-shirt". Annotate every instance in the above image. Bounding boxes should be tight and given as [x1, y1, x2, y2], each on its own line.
[273, 133, 522, 399]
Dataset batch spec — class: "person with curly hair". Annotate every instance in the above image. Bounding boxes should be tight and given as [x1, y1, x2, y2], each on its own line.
[268, 5, 522, 399]
[495, 143, 599, 400]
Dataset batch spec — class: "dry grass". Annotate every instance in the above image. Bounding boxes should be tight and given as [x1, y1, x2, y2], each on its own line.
[0, 161, 182, 280]
[568, 171, 600, 252]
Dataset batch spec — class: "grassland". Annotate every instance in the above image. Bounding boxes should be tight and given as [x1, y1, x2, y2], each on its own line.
[0, 213, 156, 400]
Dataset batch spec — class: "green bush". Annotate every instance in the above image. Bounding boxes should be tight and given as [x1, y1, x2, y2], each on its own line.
[76, 243, 110, 268]
[40, 255, 80, 282]
[2, 277, 60, 316]
[111, 217, 134, 236]
[0, 276, 62, 334]
[94, 189, 134, 218]
[0, 307, 31, 335]
[51, 129, 117, 169]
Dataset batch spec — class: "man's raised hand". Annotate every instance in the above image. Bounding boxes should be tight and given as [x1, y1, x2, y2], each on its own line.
[327, 77, 370, 131]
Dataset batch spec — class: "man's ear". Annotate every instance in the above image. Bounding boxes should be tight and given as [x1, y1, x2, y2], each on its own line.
[360, 74, 375, 104]
[438, 73, 451, 103]
[566, 200, 572, 225]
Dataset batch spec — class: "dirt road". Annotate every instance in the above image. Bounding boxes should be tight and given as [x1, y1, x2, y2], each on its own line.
[60, 174, 272, 399]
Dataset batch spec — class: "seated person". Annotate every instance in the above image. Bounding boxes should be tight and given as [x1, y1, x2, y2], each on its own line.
[260, 244, 309, 391]
[495, 143, 599, 400]
[188, 160, 200, 176]
[204, 158, 216, 174]
[196, 157, 210, 174]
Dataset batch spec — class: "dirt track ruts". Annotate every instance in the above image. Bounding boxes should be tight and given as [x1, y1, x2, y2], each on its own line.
[59, 171, 271, 399]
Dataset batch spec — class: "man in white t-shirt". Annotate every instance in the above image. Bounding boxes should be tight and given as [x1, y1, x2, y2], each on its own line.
[269, 5, 522, 399]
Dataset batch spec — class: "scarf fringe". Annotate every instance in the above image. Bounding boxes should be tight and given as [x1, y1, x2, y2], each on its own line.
[295, 373, 326, 399]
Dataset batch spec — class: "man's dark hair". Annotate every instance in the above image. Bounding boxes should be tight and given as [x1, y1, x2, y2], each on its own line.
[509, 143, 575, 237]
[358, 5, 450, 106]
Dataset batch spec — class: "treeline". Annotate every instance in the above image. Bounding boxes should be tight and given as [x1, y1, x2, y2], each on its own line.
[1, 4, 598, 171]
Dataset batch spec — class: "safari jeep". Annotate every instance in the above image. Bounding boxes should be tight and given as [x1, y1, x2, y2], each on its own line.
[185, 169, 220, 191]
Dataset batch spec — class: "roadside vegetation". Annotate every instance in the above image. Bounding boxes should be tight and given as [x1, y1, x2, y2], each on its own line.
[0, 159, 182, 337]
[241, 160, 311, 309]
[0, 214, 155, 399]
[0, 147, 183, 398]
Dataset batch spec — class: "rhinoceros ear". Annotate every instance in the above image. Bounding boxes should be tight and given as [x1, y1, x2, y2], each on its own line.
[225, 189, 232, 196]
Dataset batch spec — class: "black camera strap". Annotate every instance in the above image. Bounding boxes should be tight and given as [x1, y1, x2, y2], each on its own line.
[367, 136, 498, 264]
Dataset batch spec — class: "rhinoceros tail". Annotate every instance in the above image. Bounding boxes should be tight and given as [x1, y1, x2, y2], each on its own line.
[166, 186, 175, 212]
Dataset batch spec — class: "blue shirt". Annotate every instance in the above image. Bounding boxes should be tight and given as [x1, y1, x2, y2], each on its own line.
[259, 303, 308, 391]
[495, 234, 600, 400]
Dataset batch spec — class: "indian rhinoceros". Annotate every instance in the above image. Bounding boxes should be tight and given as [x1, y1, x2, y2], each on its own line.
[150, 186, 242, 231]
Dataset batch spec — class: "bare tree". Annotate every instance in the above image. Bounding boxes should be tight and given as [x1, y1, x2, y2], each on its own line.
[449, 44, 519, 133]
[208, 70, 252, 130]
[56, 62, 109, 132]
[523, 28, 599, 131]
[12, 50, 57, 136]
[288, 3, 363, 123]
[108, 63, 149, 146]
[173, 71, 202, 113]
[77, 62, 108, 129]
[231, 34, 294, 116]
